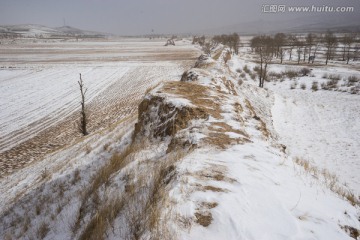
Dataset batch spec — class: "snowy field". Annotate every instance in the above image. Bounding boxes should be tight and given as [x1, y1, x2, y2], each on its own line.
[0, 38, 199, 175]
[229, 49, 360, 194]
[0, 41, 359, 240]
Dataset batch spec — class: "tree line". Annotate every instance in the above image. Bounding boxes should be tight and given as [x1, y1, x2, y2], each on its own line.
[192, 33, 240, 56]
[250, 32, 359, 65]
[192, 32, 359, 89]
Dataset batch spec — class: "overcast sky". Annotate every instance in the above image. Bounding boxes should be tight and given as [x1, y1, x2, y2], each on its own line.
[0, 0, 359, 35]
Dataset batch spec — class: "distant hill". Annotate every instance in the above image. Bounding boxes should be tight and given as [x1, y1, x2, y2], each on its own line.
[0, 24, 110, 38]
[196, 14, 360, 35]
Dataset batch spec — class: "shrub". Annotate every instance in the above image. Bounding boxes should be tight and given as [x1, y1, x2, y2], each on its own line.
[268, 71, 283, 81]
[311, 81, 319, 91]
[299, 68, 311, 76]
[249, 73, 257, 81]
[290, 82, 298, 89]
[283, 70, 298, 79]
[300, 83, 306, 90]
[350, 86, 360, 95]
[347, 75, 360, 87]
[240, 72, 246, 78]
[37, 222, 50, 239]
[326, 79, 338, 89]
[322, 73, 328, 79]
[236, 68, 242, 73]
[243, 65, 251, 74]
[253, 66, 260, 75]
[348, 75, 359, 83]
[321, 82, 328, 90]
[329, 74, 341, 81]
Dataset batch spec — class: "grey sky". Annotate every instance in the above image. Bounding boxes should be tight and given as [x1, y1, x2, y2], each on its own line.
[0, 0, 359, 35]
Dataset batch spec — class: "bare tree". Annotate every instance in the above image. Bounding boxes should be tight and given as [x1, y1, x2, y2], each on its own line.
[274, 33, 286, 58]
[353, 44, 360, 61]
[306, 33, 316, 63]
[212, 33, 240, 55]
[202, 41, 212, 56]
[279, 47, 285, 64]
[323, 31, 337, 65]
[78, 73, 88, 136]
[342, 33, 357, 64]
[287, 34, 297, 61]
[231, 33, 240, 55]
[253, 35, 273, 88]
[295, 38, 304, 64]
[192, 35, 205, 46]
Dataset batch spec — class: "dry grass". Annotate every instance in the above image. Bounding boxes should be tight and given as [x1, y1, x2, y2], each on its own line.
[212, 47, 224, 60]
[40, 168, 50, 180]
[256, 118, 270, 139]
[341, 225, 360, 239]
[234, 102, 245, 124]
[71, 169, 81, 185]
[243, 65, 251, 74]
[204, 132, 248, 149]
[78, 143, 186, 240]
[208, 122, 249, 139]
[244, 99, 270, 138]
[195, 212, 213, 227]
[161, 81, 222, 119]
[311, 81, 319, 91]
[37, 222, 50, 239]
[294, 157, 359, 207]
[202, 185, 226, 192]
[201, 202, 218, 209]
[74, 144, 135, 236]
[85, 144, 92, 154]
[222, 51, 231, 64]
[283, 70, 299, 79]
[244, 99, 256, 117]
[79, 197, 125, 240]
[145, 82, 162, 95]
[193, 164, 236, 184]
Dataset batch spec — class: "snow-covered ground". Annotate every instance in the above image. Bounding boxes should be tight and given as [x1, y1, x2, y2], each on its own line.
[0, 39, 199, 175]
[0, 41, 359, 240]
[270, 83, 360, 194]
[228, 51, 360, 195]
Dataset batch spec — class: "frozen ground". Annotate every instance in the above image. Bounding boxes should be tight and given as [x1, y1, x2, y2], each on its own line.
[0, 43, 359, 240]
[270, 81, 360, 194]
[0, 38, 200, 175]
[228, 50, 360, 194]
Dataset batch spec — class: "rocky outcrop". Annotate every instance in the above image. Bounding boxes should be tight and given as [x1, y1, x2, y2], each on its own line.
[134, 95, 209, 141]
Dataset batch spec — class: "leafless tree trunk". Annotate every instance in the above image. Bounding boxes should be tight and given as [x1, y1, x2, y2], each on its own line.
[279, 47, 284, 64]
[297, 48, 302, 64]
[287, 34, 297, 61]
[202, 42, 212, 56]
[343, 33, 357, 64]
[324, 31, 337, 65]
[312, 43, 319, 64]
[306, 33, 316, 63]
[78, 73, 88, 136]
[353, 44, 359, 61]
[258, 46, 272, 88]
